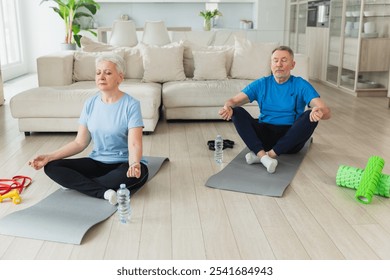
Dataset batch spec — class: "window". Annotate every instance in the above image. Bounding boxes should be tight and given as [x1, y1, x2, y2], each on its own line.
[0, 0, 25, 81]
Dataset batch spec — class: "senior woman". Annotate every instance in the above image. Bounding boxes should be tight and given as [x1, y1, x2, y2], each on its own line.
[29, 53, 148, 205]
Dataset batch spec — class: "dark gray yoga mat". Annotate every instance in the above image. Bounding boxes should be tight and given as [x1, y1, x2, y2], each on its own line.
[205, 141, 311, 197]
[0, 156, 168, 245]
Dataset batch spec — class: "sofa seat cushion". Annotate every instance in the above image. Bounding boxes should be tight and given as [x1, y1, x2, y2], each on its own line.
[162, 79, 255, 108]
[10, 86, 96, 119]
[10, 79, 162, 122]
[119, 80, 162, 119]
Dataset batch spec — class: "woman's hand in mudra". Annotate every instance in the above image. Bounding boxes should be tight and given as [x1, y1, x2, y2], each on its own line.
[127, 162, 141, 178]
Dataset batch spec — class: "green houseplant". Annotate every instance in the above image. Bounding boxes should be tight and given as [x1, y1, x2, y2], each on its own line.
[199, 9, 222, 31]
[41, 0, 100, 48]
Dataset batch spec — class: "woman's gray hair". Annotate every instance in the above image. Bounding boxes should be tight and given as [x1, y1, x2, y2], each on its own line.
[95, 53, 126, 75]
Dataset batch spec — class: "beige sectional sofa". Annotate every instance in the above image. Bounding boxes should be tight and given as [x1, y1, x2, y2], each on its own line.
[10, 30, 309, 135]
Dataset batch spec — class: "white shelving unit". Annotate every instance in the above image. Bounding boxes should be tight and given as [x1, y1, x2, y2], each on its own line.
[288, 0, 308, 55]
[326, 0, 390, 97]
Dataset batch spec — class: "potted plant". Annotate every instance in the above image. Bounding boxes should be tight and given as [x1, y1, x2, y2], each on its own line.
[199, 9, 222, 31]
[40, 0, 100, 49]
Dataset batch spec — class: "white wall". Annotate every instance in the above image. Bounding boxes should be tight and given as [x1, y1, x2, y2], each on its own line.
[20, 0, 288, 74]
[94, 3, 254, 30]
[20, 0, 65, 73]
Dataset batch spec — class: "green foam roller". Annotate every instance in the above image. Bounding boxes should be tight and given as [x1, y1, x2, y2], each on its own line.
[355, 156, 385, 204]
[336, 165, 364, 189]
[336, 165, 390, 198]
[378, 174, 390, 197]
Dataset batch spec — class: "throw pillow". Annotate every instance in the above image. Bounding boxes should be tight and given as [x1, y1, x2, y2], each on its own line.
[123, 46, 144, 79]
[80, 37, 115, 52]
[230, 37, 279, 80]
[183, 40, 234, 78]
[73, 50, 125, 82]
[192, 51, 228, 80]
[140, 42, 186, 83]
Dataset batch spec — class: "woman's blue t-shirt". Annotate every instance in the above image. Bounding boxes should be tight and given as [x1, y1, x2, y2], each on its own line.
[79, 92, 144, 164]
[242, 75, 320, 125]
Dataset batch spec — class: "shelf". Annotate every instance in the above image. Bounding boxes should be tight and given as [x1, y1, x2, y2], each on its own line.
[96, 0, 256, 3]
[364, 15, 390, 17]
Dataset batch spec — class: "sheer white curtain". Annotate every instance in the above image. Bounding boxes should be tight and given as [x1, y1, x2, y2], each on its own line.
[0, 0, 25, 81]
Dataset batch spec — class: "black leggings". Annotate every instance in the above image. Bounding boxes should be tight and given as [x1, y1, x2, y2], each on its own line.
[232, 107, 318, 156]
[44, 158, 148, 199]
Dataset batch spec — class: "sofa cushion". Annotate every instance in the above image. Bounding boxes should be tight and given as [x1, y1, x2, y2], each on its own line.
[170, 31, 216, 46]
[213, 30, 246, 46]
[162, 79, 254, 108]
[230, 38, 279, 80]
[10, 86, 97, 118]
[123, 47, 144, 79]
[80, 36, 115, 52]
[10, 80, 162, 121]
[140, 42, 186, 83]
[119, 80, 162, 119]
[183, 41, 234, 78]
[192, 50, 228, 80]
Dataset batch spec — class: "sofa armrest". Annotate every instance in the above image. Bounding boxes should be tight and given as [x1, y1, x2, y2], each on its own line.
[37, 52, 74, 86]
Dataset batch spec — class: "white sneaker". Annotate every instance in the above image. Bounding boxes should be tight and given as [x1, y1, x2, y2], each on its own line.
[245, 151, 262, 164]
[260, 155, 278, 173]
[104, 189, 117, 205]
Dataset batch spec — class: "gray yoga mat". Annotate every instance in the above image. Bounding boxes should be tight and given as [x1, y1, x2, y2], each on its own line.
[205, 140, 311, 196]
[0, 156, 169, 245]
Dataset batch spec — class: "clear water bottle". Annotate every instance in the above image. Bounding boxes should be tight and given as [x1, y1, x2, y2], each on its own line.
[117, 184, 131, 224]
[214, 134, 223, 164]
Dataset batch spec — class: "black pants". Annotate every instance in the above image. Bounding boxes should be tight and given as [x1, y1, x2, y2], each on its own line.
[232, 107, 318, 156]
[44, 158, 148, 199]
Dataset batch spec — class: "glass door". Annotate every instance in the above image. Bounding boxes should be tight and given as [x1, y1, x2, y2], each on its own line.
[297, 2, 307, 54]
[289, 3, 298, 52]
[326, 0, 344, 85]
[340, 0, 362, 90]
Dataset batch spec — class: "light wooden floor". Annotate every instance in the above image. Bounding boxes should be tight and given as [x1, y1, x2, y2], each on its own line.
[1, 76, 390, 260]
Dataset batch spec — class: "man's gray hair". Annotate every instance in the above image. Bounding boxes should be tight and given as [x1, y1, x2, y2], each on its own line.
[272, 46, 294, 59]
[95, 53, 126, 75]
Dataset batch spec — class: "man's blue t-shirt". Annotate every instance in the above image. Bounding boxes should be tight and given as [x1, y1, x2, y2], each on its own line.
[242, 75, 320, 125]
[79, 93, 144, 164]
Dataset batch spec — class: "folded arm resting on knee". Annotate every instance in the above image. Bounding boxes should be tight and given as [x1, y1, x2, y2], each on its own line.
[219, 92, 250, 121]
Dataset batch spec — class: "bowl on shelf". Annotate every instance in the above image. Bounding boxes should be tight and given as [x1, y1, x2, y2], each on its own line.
[341, 74, 352, 82]
[357, 80, 381, 89]
[341, 75, 354, 85]
[361, 32, 378, 38]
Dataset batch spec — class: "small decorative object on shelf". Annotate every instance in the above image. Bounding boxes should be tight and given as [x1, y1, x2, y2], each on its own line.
[199, 8, 222, 31]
